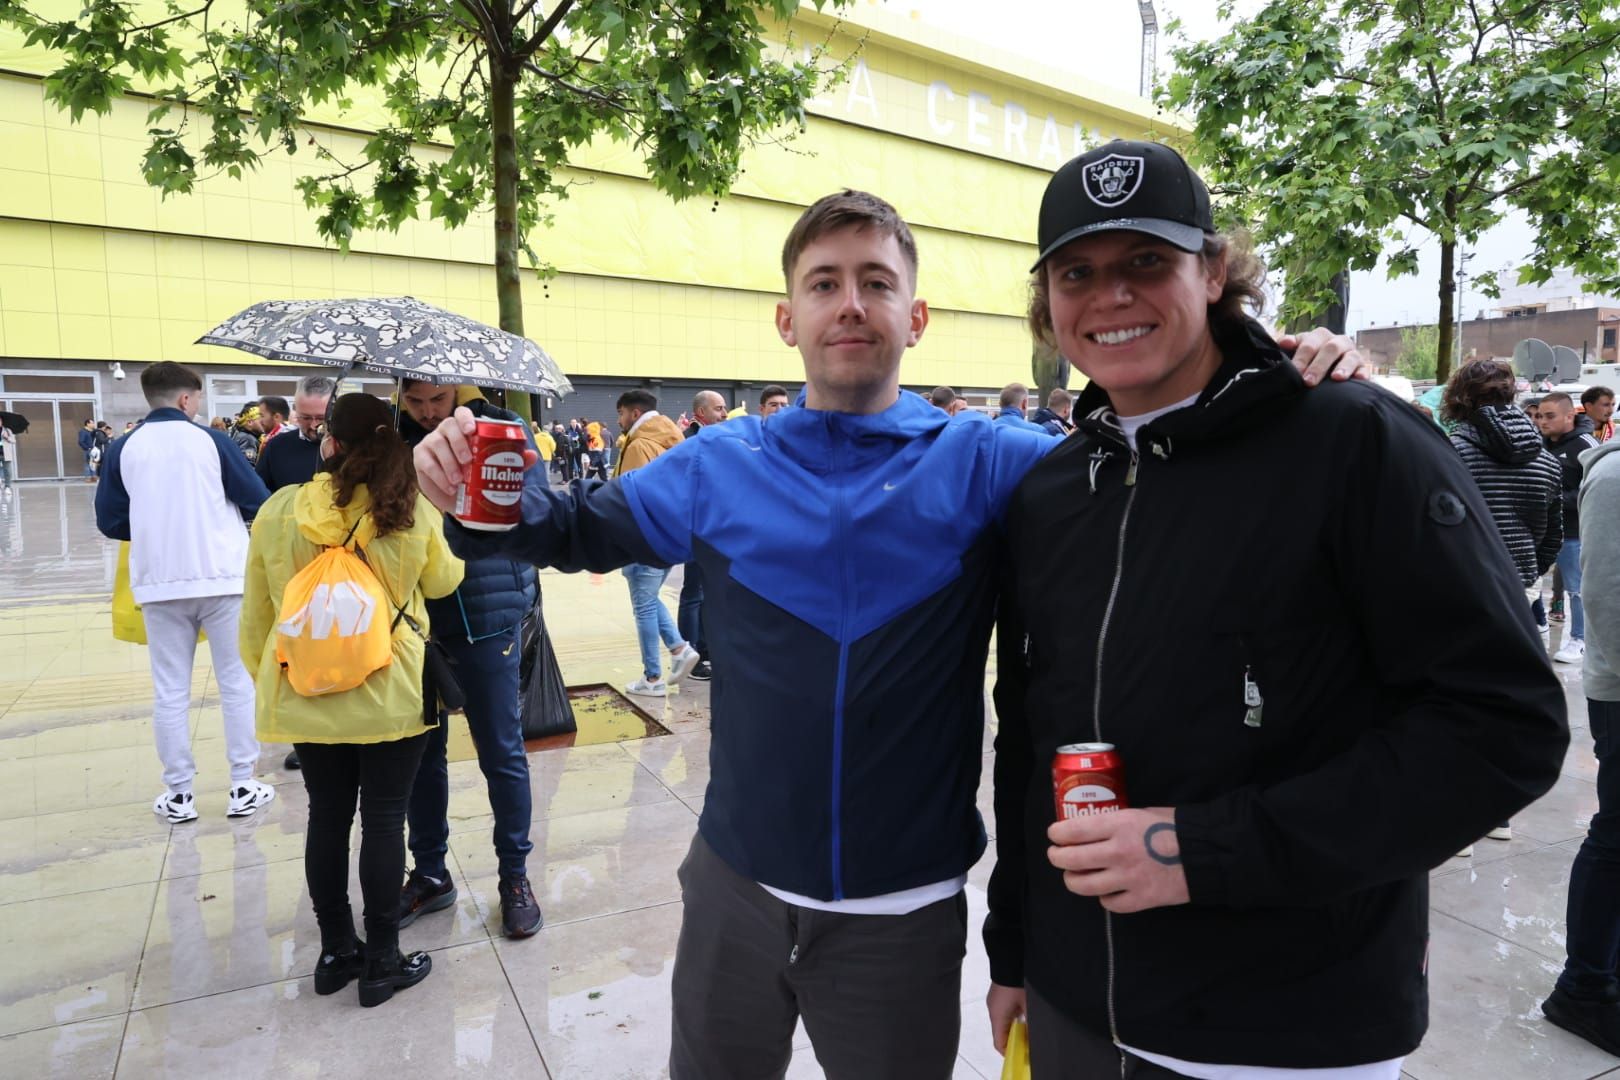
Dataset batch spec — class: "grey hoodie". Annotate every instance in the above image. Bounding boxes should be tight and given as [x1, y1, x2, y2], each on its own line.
[1579, 439, 1620, 699]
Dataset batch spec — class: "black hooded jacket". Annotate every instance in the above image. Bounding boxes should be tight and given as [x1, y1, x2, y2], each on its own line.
[986, 318, 1568, 1069]
[1450, 407, 1563, 585]
[1545, 414, 1600, 539]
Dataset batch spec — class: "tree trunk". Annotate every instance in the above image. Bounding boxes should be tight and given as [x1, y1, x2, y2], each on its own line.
[489, 53, 533, 421]
[1031, 339, 1068, 407]
[1435, 238, 1457, 387]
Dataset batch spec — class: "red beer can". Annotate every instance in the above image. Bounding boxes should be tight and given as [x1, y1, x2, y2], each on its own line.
[1053, 743, 1129, 820]
[453, 416, 527, 531]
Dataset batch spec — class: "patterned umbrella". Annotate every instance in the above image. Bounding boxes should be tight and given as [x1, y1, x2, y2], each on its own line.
[197, 296, 572, 396]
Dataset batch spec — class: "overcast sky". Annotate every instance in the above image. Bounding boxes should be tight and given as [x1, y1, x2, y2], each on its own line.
[902, 0, 1540, 332]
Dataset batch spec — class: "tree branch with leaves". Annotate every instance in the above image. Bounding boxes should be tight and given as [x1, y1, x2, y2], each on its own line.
[1164, 0, 1620, 383]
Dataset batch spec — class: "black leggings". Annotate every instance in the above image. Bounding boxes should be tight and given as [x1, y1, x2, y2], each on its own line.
[296, 733, 429, 959]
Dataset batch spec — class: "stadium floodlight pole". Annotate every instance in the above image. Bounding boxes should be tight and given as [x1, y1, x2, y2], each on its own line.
[1138, 1, 1159, 98]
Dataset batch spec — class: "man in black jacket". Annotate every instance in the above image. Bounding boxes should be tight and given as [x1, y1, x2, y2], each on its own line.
[256, 375, 335, 495]
[1539, 391, 1601, 665]
[985, 141, 1569, 1078]
[394, 378, 544, 940]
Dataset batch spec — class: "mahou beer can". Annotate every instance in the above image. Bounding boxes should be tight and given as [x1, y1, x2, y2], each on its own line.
[1053, 743, 1129, 820]
[453, 416, 527, 531]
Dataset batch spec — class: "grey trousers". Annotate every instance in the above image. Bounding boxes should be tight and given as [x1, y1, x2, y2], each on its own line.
[1026, 983, 1190, 1078]
[669, 833, 967, 1080]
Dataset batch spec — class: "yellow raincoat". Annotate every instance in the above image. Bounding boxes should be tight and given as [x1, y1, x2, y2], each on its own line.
[240, 476, 464, 745]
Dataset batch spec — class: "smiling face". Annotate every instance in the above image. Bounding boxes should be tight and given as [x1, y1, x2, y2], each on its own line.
[1044, 231, 1224, 417]
[775, 225, 929, 414]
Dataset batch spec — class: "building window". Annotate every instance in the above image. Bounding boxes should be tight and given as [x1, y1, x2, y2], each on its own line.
[3, 374, 96, 394]
[1605, 328, 1617, 350]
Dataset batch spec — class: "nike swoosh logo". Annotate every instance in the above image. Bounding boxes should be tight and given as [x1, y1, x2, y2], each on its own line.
[883, 482, 897, 491]
[744, 444, 761, 451]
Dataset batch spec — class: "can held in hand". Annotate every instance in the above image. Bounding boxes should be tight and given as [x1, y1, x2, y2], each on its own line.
[1053, 743, 1128, 820]
[453, 416, 527, 531]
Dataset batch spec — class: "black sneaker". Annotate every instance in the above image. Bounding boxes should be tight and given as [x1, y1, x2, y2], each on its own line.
[688, 660, 712, 682]
[397, 870, 457, 929]
[499, 873, 544, 939]
[358, 949, 432, 1008]
[1543, 989, 1620, 1055]
[313, 938, 365, 996]
[284, 749, 301, 770]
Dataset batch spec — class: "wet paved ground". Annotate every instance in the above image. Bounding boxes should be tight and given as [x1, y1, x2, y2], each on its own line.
[0, 479, 1614, 1079]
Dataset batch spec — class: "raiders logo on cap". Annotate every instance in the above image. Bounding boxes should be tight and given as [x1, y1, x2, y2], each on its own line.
[1083, 154, 1144, 208]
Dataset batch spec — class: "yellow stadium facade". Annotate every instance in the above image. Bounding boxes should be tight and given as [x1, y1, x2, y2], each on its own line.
[0, 6, 1179, 478]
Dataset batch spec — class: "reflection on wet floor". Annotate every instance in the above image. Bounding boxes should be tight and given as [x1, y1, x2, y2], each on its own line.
[0, 480, 1615, 1079]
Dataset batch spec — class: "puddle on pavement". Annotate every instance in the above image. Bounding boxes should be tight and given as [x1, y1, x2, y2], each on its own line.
[445, 684, 670, 761]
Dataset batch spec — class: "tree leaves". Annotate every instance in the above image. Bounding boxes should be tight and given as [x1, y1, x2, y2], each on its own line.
[1164, 0, 1620, 383]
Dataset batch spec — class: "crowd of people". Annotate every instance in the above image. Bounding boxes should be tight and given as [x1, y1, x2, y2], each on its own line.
[67, 136, 1613, 1076]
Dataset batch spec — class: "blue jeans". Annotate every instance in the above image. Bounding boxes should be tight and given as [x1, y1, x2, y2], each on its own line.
[407, 629, 532, 879]
[624, 563, 683, 680]
[678, 561, 705, 659]
[83, 449, 95, 477]
[1558, 540, 1585, 641]
[1559, 699, 1620, 1002]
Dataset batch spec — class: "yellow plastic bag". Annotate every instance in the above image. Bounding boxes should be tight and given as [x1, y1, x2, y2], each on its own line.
[111, 541, 206, 646]
[1001, 1019, 1030, 1080]
[111, 541, 148, 644]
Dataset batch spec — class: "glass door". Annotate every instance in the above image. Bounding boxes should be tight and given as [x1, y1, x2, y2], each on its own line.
[2, 399, 64, 479]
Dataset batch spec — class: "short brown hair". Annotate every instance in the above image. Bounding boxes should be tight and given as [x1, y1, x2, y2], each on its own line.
[781, 190, 918, 290]
[1582, 386, 1613, 406]
[999, 382, 1030, 409]
[759, 384, 788, 408]
[140, 361, 202, 406]
[1441, 359, 1517, 423]
[1027, 230, 1267, 347]
[929, 385, 957, 407]
[1542, 391, 1574, 411]
[1046, 388, 1072, 408]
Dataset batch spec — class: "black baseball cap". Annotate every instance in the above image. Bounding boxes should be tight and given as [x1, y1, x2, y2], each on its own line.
[1031, 140, 1214, 270]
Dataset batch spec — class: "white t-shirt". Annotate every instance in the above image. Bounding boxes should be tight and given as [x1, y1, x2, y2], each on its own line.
[1118, 393, 1405, 1080]
[1117, 392, 1201, 451]
[1121, 1046, 1405, 1080]
[759, 874, 966, 915]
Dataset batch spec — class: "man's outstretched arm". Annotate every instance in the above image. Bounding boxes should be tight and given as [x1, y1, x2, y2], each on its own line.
[415, 406, 676, 573]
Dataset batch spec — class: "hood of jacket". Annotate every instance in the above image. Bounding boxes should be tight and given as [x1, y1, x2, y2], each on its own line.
[1580, 437, 1620, 490]
[624, 413, 683, 455]
[1455, 405, 1545, 465]
[293, 475, 379, 549]
[1074, 316, 1303, 456]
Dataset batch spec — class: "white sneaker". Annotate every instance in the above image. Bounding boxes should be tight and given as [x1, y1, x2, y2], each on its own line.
[1538, 622, 1551, 636]
[1455, 845, 1474, 858]
[153, 790, 198, 823]
[625, 678, 667, 698]
[1487, 824, 1513, 841]
[667, 647, 702, 688]
[1554, 639, 1585, 664]
[226, 780, 276, 817]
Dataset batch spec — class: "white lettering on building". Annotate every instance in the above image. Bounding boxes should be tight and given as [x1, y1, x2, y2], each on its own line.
[926, 80, 956, 135]
[966, 92, 993, 148]
[1003, 102, 1029, 156]
[845, 58, 880, 119]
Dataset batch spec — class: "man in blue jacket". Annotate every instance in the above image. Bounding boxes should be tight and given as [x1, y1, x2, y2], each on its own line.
[395, 379, 543, 940]
[412, 191, 1366, 1077]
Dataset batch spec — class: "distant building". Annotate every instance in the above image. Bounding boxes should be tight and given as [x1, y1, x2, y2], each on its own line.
[1358, 271, 1620, 371]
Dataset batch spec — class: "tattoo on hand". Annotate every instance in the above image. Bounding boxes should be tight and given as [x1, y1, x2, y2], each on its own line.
[1143, 823, 1182, 866]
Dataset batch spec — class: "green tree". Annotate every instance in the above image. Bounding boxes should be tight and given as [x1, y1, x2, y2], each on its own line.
[1, 0, 848, 410]
[1165, 0, 1620, 385]
[1395, 322, 1440, 382]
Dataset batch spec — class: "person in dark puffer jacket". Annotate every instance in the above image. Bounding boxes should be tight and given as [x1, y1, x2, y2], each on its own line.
[395, 379, 544, 940]
[1445, 360, 1564, 606]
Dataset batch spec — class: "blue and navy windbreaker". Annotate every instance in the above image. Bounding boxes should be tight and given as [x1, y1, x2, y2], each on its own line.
[446, 391, 1053, 900]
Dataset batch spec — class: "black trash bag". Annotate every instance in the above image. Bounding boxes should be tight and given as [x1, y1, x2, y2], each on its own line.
[519, 590, 576, 740]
